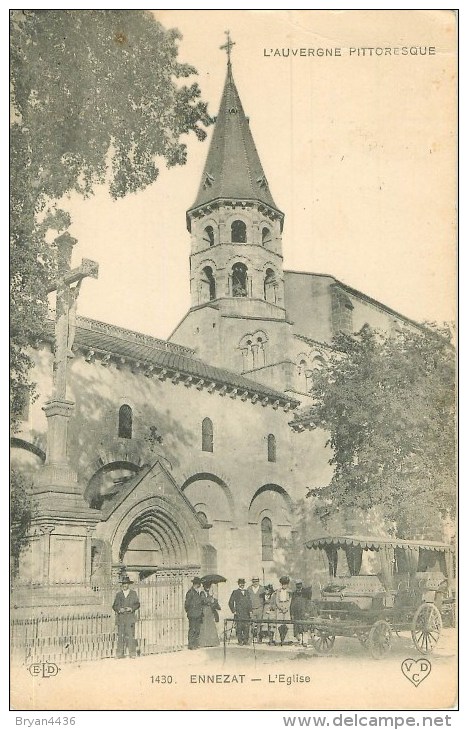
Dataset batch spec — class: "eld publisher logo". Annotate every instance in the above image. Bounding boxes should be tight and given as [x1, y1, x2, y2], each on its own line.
[28, 661, 60, 678]
[401, 658, 431, 686]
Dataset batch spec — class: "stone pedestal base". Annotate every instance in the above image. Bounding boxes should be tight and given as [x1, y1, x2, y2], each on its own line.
[18, 513, 101, 585]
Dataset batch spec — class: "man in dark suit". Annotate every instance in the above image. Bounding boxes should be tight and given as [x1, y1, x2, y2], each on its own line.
[184, 576, 207, 649]
[290, 579, 312, 645]
[228, 578, 252, 645]
[112, 575, 140, 658]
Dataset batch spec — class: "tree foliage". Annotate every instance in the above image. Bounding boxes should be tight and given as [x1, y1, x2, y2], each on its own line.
[10, 9, 211, 426]
[10, 469, 36, 579]
[303, 324, 456, 538]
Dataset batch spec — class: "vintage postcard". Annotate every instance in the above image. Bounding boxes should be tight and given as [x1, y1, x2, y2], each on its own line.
[10, 9, 457, 715]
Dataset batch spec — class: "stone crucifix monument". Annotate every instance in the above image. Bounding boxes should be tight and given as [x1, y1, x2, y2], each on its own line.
[30, 233, 101, 585]
[37, 232, 98, 494]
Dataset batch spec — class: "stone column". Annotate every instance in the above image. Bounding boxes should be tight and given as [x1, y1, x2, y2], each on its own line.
[36, 399, 78, 491]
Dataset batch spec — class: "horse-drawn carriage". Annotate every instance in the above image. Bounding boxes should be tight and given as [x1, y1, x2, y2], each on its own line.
[304, 535, 455, 659]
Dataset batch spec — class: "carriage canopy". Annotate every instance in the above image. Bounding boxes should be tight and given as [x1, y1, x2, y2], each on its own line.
[305, 535, 455, 590]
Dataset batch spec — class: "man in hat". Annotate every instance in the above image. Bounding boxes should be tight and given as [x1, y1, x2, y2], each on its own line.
[184, 577, 208, 650]
[112, 575, 140, 658]
[290, 580, 311, 645]
[228, 579, 252, 645]
[247, 576, 266, 642]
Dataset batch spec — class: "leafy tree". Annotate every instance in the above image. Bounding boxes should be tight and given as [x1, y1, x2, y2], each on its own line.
[10, 469, 36, 579]
[10, 9, 211, 426]
[299, 324, 456, 539]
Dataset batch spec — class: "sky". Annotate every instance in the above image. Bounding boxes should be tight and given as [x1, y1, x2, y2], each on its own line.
[61, 9, 456, 339]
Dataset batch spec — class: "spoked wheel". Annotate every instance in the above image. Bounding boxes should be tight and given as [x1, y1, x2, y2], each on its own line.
[311, 631, 335, 655]
[367, 620, 392, 660]
[411, 603, 442, 655]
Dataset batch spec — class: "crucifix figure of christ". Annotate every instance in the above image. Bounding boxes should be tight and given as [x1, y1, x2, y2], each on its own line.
[47, 232, 99, 401]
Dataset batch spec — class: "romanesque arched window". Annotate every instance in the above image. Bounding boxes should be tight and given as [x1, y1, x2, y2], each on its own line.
[261, 517, 273, 561]
[118, 404, 133, 439]
[267, 433, 276, 462]
[312, 355, 326, 369]
[264, 268, 277, 303]
[240, 337, 253, 371]
[255, 335, 266, 368]
[239, 331, 268, 371]
[202, 417, 214, 452]
[231, 262, 248, 297]
[231, 220, 247, 243]
[200, 266, 216, 302]
[262, 227, 271, 245]
[204, 226, 215, 247]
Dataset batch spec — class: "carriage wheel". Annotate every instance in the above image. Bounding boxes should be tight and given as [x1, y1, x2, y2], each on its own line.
[411, 603, 442, 655]
[311, 631, 335, 655]
[367, 620, 392, 660]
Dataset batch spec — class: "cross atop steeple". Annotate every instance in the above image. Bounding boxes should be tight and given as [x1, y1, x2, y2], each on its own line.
[220, 30, 235, 66]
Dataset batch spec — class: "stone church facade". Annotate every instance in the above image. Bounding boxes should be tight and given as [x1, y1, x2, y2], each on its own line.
[11, 59, 421, 610]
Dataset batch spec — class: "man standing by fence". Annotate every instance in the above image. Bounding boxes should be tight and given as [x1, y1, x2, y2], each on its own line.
[112, 575, 140, 658]
[228, 578, 252, 645]
[184, 576, 208, 650]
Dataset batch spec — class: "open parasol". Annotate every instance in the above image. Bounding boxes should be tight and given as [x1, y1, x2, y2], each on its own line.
[201, 574, 226, 585]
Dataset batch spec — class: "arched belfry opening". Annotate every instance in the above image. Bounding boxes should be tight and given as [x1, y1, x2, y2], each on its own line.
[204, 225, 215, 247]
[231, 219, 247, 243]
[231, 262, 248, 297]
[262, 227, 271, 246]
[200, 266, 216, 302]
[264, 268, 277, 303]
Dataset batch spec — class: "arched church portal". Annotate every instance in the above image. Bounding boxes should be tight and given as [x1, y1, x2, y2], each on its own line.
[114, 500, 201, 577]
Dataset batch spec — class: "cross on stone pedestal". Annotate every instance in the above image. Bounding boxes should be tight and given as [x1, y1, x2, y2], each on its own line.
[38, 232, 98, 491]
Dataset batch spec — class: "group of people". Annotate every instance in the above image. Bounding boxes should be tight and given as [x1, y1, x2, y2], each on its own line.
[184, 574, 313, 650]
[111, 573, 313, 658]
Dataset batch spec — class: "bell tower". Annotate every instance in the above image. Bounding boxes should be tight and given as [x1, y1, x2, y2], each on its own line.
[186, 34, 285, 314]
[170, 36, 293, 389]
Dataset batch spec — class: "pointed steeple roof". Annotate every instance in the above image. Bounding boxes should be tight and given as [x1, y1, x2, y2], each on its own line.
[189, 62, 281, 215]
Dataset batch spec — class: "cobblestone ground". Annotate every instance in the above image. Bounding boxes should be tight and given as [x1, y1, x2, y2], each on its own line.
[11, 629, 457, 711]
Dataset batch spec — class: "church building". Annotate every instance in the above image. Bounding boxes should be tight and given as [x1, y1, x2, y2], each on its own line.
[11, 53, 422, 617]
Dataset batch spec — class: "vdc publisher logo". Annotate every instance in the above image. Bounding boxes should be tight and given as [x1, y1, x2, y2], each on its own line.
[401, 658, 431, 686]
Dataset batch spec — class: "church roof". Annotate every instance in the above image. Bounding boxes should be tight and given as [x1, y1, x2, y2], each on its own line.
[44, 315, 298, 408]
[189, 63, 281, 214]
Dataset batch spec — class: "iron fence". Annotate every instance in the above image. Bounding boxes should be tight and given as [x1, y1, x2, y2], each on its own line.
[11, 573, 187, 664]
